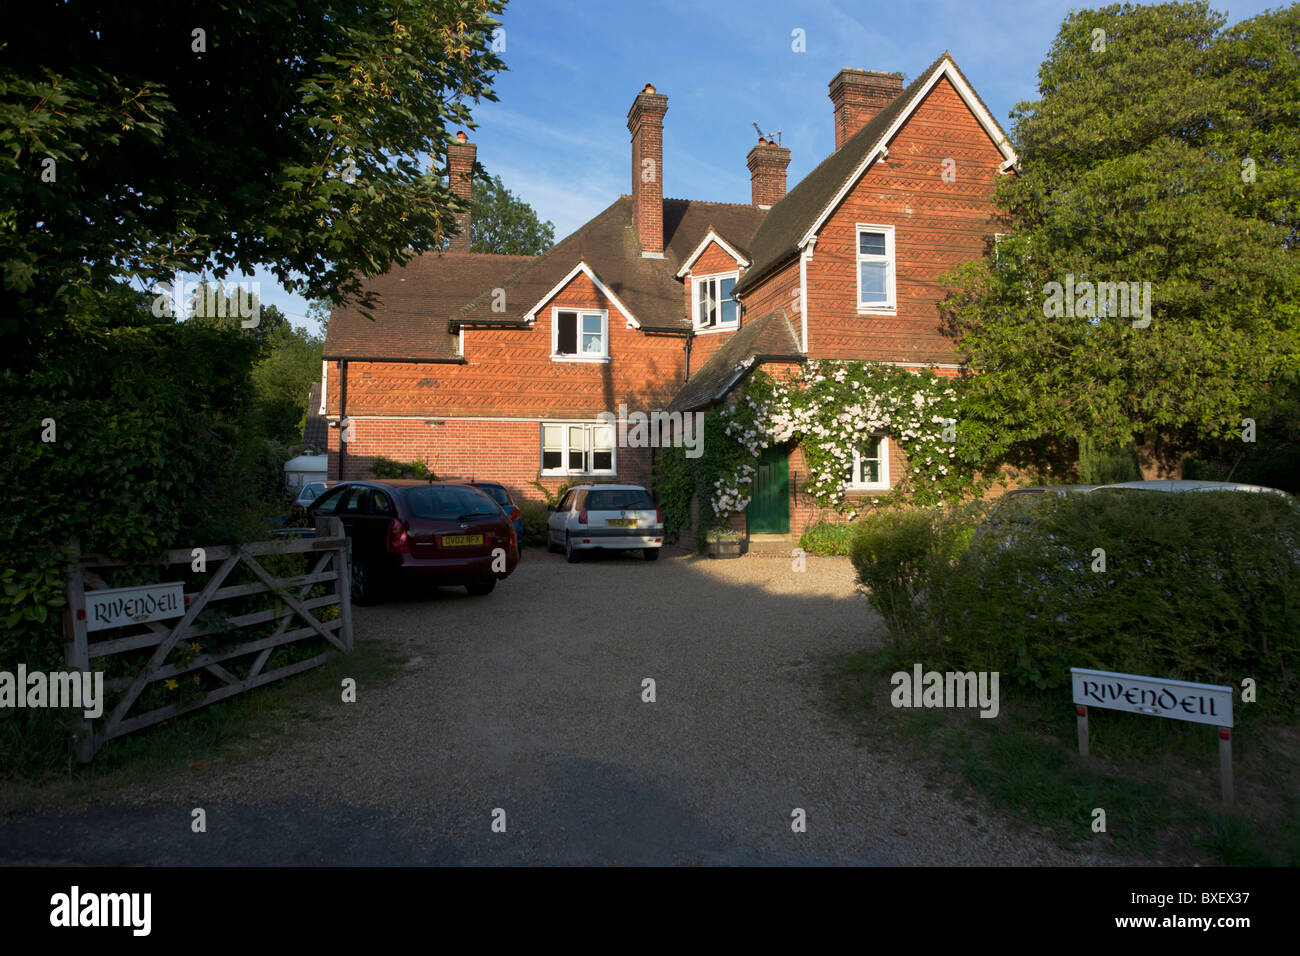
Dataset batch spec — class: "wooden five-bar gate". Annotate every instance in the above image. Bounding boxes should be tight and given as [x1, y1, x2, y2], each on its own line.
[61, 518, 352, 762]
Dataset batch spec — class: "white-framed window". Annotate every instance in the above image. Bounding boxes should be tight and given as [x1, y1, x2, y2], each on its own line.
[551, 308, 608, 361]
[856, 224, 896, 311]
[692, 272, 739, 330]
[846, 436, 889, 490]
[541, 422, 615, 476]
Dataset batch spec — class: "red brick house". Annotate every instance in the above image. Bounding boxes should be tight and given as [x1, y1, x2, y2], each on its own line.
[322, 52, 1017, 538]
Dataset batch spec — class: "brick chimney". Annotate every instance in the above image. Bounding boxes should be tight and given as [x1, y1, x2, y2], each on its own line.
[627, 83, 668, 258]
[828, 69, 904, 150]
[746, 137, 791, 208]
[447, 131, 476, 252]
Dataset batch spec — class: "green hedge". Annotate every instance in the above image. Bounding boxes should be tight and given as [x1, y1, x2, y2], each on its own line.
[851, 492, 1300, 715]
[1, 310, 291, 775]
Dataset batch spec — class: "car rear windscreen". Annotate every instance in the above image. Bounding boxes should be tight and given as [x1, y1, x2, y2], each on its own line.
[585, 489, 655, 511]
[476, 485, 510, 506]
[404, 485, 498, 520]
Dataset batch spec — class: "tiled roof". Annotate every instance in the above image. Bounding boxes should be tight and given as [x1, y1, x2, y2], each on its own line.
[323, 252, 535, 360]
[734, 53, 968, 298]
[449, 197, 767, 331]
[667, 307, 803, 412]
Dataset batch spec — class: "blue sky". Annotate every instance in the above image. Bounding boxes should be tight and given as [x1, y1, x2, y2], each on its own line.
[258, 0, 1279, 333]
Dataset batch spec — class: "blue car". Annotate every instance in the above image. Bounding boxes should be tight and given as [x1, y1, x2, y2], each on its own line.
[469, 481, 524, 556]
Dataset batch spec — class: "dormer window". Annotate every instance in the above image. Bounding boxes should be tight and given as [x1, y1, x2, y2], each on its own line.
[693, 273, 738, 330]
[552, 308, 608, 361]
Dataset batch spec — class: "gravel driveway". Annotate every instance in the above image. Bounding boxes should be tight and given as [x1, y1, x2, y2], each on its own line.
[0, 549, 1112, 865]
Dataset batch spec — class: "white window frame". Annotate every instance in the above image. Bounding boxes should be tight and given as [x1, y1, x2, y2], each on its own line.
[691, 271, 740, 332]
[856, 223, 896, 313]
[550, 308, 609, 362]
[540, 421, 616, 476]
[846, 436, 890, 490]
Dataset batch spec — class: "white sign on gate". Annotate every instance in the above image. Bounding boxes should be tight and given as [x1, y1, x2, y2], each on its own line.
[1070, 668, 1233, 726]
[84, 582, 185, 633]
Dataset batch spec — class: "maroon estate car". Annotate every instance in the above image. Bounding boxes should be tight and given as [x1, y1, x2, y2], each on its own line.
[306, 480, 519, 603]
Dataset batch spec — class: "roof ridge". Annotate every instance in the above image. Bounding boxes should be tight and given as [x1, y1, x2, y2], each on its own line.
[447, 196, 630, 323]
[664, 197, 763, 208]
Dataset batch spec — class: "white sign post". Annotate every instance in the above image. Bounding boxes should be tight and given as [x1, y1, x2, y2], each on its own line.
[1070, 668, 1235, 803]
[84, 582, 186, 633]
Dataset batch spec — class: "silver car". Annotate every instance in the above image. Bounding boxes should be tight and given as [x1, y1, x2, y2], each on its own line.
[546, 484, 664, 562]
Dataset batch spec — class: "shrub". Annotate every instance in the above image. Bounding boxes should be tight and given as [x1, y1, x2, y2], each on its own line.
[371, 457, 436, 480]
[519, 501, 550, 547]
[799, 521, 856, 556]
[528, 478, 571, 509]
[943, 491, 1300, 712]
[850, 503, 984, 654]
[853, 491, 1300, 717]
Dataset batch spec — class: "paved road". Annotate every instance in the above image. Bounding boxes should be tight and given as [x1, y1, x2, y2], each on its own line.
[0, 549, 1103, 865]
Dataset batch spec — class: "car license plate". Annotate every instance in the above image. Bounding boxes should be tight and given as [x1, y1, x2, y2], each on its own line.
[606, 518, 636, 527]
[441, 534, 484, 547]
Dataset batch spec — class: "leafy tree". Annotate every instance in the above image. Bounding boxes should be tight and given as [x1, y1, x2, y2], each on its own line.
[249, 313, 326, 444]
[941, 2, 1299, 477]
[0, 0, 507, 356]
[305, 299, 332, 338]
[468, 170, 555, 254]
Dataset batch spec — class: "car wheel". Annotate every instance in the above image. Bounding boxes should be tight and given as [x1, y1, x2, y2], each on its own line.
[642, 547, 660, 561]
[464, 577, 496, 596]
[351, 559, 380, 606]
[565, 533, 579, 563]
[547, 529, 560, 554]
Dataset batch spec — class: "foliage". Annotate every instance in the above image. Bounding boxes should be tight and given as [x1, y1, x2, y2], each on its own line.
[850, 503, 985, 651]
[519, 501, 550, 546]
[0, 293, 300, 772]
[469, 169, 556, 255]
[651, 444, 696, 540]
[851, 490, 1300, 715]
[940, 1, 1300, 471]
[248, 310, 325, 444]
[528, 478, 571, 509]
[0, 0, 508, 354]
[370, 457, 436, 480]
[798, 522, 856, 556]
[1078, 435, 1141, 484]
[654, 363, 988, 537]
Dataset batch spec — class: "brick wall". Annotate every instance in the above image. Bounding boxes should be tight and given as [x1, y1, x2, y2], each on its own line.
[804, 75, 1004, 364]
[739, 256, 800, 329]
[327, 417, 655, 503]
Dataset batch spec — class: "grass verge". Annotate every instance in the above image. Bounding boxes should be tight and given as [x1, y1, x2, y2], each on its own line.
[826, 646, 1300, 865]
[0, 638, 406, 815]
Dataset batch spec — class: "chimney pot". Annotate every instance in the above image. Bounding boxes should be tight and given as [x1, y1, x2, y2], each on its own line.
[455, 130, 468, 143]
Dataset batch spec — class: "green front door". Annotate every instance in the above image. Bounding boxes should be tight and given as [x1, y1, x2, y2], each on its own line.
[747, 445, 790, 534]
